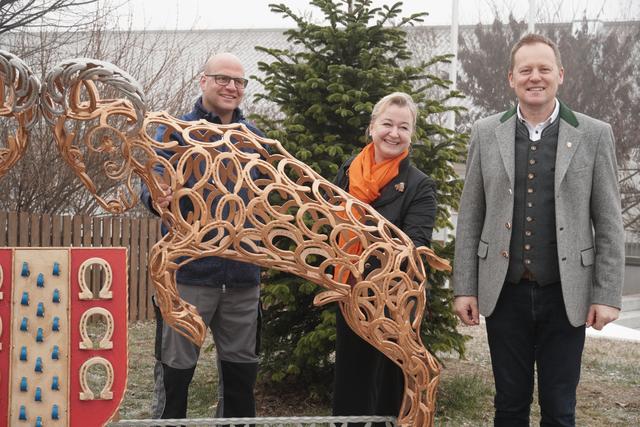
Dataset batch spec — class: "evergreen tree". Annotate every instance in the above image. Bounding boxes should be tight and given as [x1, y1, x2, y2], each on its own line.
[252, 0, 468, 398]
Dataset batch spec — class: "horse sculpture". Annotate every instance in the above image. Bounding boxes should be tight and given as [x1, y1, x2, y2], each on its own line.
[3, 51, 451, 426]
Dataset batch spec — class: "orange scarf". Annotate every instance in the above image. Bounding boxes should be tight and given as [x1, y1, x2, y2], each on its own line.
[336, 143, 408, 283]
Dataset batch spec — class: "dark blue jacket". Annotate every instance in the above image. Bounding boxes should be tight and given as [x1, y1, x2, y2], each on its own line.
[141, 98, 263, 288]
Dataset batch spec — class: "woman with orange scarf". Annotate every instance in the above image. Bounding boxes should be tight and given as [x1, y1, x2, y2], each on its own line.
[332, 92, 437, 423]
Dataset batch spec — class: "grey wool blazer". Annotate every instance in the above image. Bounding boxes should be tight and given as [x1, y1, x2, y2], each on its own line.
[453, 102, 625, 327]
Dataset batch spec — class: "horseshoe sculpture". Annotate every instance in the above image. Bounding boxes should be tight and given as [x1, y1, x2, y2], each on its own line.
[1, 52, 452, 426]
[0, 50, 40, 179]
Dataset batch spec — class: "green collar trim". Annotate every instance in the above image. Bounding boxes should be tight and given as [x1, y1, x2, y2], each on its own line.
[558, 101, 579, 127]
[499, 101, 579, 127]
[499, 106, 517, 123]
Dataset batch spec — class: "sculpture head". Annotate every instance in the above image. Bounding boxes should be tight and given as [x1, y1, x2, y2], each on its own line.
[40, 58, 172, 214]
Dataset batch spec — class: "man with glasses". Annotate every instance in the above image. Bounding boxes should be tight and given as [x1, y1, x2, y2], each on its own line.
[142, 52, 263, 420]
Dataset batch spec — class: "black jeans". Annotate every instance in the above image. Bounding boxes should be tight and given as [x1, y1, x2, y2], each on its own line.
[485, 280, 585, 427]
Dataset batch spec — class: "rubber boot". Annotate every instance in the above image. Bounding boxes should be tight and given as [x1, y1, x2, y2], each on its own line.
[217, 360, 258, 418]
[161, 363, 196, 419]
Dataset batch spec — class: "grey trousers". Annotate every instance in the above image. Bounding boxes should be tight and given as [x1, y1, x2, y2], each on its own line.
[151, 284, 260, 418]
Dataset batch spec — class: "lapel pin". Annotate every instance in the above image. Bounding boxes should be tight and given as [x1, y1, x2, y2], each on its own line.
[566, 142, 572, 148]
[395, 182, 405, 192]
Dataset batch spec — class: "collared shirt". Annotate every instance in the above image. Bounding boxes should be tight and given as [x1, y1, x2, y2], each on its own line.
[517, 98, 560, 142]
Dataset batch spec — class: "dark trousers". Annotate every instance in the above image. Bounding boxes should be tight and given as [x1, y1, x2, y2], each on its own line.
[332, 309, 403, 426]
[151, 288, 260, 420]
[486, 280, 585, 427]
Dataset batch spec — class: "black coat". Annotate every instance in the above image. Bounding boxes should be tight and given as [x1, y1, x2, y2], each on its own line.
[333, 155, 437, 249]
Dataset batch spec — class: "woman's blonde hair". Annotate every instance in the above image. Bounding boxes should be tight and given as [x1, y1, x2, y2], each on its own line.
[369, 92, 418, 135]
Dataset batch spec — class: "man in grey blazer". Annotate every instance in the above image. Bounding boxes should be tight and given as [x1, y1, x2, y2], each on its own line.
[453, 33, 624, 426]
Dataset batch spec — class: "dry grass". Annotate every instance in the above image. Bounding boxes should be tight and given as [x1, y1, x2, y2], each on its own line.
[119, 321, 219, 419]
[438, 325, 640, 426]
[120, 321, 640, 425]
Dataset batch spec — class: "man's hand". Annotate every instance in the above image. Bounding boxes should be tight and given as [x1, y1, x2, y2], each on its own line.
[586, 304, 620, 330]
[156, 183, 173, 209]
[453, 296, 480, 326]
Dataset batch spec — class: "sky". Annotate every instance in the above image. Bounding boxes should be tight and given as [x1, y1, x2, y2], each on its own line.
[108, 0, 639, 31]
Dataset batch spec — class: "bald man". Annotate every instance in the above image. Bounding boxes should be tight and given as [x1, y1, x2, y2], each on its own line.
[142, 53, 264, 420]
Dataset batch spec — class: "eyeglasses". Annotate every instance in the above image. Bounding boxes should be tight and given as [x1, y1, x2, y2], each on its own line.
[204, 74, 248, 89]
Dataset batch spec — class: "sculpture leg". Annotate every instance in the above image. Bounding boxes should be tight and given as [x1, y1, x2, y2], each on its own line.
[397, 352, 440, 426]
[148, 241, 207, 346]
[339, 303, 440, 427]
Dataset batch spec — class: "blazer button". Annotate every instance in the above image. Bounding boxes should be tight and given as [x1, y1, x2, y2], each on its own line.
[524, 244, 531, 251]
[501, 251, 509, 259]
[526, 216, 533, 222]
[505, 222, 511, 229]
[524, 259, 532, 265]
